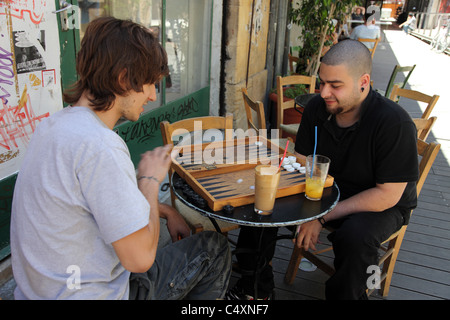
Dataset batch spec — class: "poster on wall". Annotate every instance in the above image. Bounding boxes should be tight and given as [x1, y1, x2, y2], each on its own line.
[0, 0, 63, 180]
[14, 30, 47, 74]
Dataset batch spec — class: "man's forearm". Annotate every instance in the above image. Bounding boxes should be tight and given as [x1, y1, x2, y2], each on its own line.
[139, 180, 161, 245]
[323, 182, 407, 222]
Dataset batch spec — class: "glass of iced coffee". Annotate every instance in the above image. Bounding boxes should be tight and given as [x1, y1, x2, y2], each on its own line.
[254, 165, 281, 215]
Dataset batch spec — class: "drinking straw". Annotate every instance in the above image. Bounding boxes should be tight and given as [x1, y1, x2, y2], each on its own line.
[310, 126, 317, 177]
[278, 140, 289, 170]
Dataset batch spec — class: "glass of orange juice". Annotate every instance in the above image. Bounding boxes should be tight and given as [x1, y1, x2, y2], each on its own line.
[305, 155, 330, 201]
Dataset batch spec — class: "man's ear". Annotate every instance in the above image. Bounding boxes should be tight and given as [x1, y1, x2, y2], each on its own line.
[360, 73, 371, 91]
[117, 68, 129, 90]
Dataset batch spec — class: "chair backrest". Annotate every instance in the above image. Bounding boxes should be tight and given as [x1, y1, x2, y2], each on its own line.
[242, 88, 266, 132]
[160, 113, 233, 147]
[357, 37, 380, 58]
[413, 116, 437, 141]
[416, 139, 441, 196]
[377, 137, 440, 297]
[389, 84, 440, 119]
[384, 65, 416, 98]
[276, 75, 316, 130]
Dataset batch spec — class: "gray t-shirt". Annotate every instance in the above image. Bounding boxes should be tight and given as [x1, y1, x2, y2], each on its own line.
[350, 24, 381, 49]
[11, 106, 150, 299]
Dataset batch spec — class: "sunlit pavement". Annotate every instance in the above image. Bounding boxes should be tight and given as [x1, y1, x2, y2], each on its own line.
[372, 30, 450, 155]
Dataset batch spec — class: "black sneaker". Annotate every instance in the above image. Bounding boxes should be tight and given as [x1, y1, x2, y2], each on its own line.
[225, 285, 273, 300]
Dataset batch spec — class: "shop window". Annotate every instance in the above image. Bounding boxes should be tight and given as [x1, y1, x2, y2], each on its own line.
[165, 0, 212, 104]
[77, 0, 211, 114]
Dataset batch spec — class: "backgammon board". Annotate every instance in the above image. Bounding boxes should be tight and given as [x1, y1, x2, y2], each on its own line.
[170, 136, 333, 211]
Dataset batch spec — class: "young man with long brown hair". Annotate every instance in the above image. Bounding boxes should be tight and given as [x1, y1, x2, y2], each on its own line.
[11, 17, 230, 300]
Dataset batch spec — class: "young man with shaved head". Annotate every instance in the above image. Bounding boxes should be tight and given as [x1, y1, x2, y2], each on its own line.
[294, 39, 418, 299]
[227, 39, 418, 300]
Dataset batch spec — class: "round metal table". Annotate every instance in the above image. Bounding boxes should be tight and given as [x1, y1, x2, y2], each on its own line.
[172, 172, 339, 299]
[171, 172, 340, 229]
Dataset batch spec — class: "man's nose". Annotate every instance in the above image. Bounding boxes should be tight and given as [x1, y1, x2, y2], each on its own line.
[320, 84, 330, 98]
[148, 85, 157, 102]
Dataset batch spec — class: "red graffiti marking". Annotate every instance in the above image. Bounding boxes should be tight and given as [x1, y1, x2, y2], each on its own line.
[0, 0, 46, 25]
[0, 95, 49, 151]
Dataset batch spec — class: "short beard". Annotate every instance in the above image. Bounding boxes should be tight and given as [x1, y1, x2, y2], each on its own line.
[328, 105, 358, 116]
[330, 107, 344, 115]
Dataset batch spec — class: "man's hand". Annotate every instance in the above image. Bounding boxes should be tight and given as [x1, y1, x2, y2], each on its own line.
[294, 219, 323, 251]
[137, 144, 173, 185]
[159, 203, 191, 242]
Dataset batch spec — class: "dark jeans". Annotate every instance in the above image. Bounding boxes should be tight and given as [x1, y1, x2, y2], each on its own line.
[235, 207, 405, 300]
[325, 208, 404, 300]
[235, 226, 279, 298]
[129, 231, 231, 300]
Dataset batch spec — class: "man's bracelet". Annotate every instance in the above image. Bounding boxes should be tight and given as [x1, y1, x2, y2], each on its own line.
[318, 217, 326, 227]
[137, 176, 160, 184]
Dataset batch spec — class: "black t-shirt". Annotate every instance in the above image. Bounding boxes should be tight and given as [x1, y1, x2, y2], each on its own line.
[295, 89, 419, 224]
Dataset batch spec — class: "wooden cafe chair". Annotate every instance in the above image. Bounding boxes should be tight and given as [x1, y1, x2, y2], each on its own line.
[389, 84, 440, 120]
[276, 75, 316, 140]
[357, 37, 380, 59]
[160, 114, 239, 234]
[242, 87, 294, 154]
[284, 138, 441, 298]
[413, 116, 437, 141]
[242, 87, 266, 133]
[375, 64, 416, 98]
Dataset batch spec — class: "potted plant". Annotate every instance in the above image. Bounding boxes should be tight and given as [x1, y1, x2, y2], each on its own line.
[290, 0, 362, 76]
[269, 83, 308, 100]
[270, 1, 362, 131]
